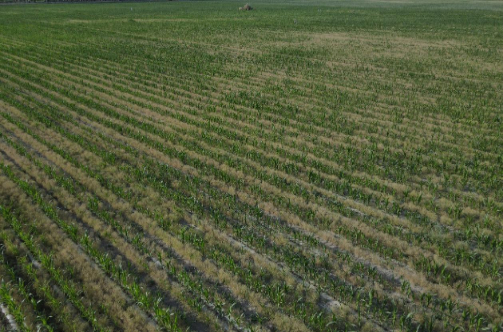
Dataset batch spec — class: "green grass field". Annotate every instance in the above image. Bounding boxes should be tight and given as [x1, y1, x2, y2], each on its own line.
[0, 0, 502, 331]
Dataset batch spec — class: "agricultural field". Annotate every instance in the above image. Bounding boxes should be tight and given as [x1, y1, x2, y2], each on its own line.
[0, 0, 502, 331]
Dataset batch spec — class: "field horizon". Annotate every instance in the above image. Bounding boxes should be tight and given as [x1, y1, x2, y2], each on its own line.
[0, 0, 502, 331]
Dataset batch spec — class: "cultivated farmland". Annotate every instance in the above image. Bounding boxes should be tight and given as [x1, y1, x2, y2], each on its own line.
[0, 1, 502, 331]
